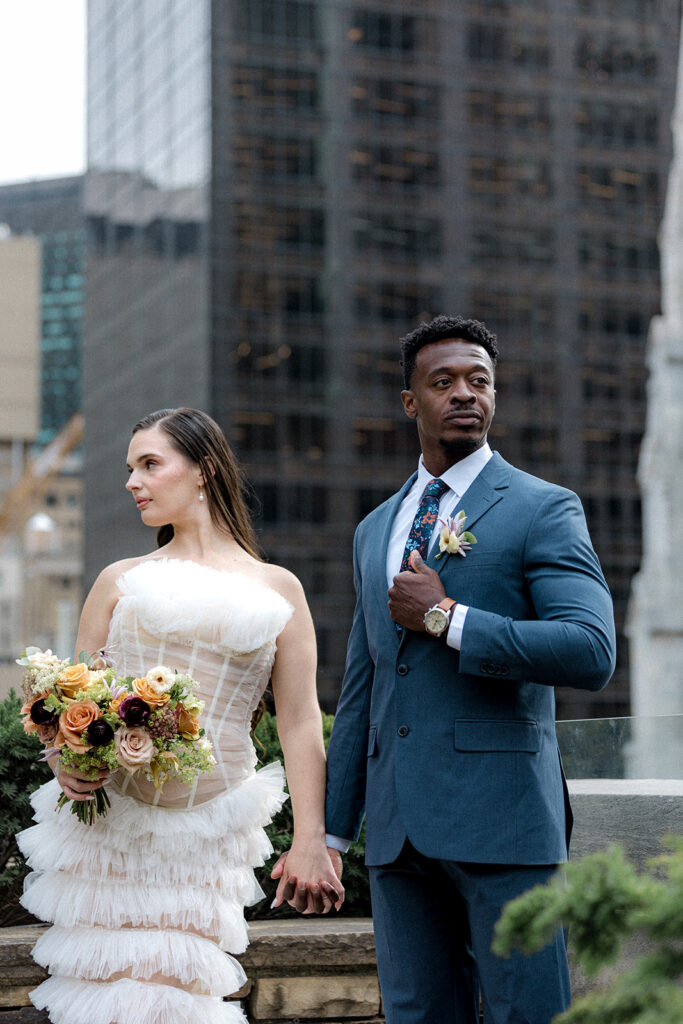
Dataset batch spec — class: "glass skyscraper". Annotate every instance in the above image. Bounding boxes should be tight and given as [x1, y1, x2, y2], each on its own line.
[0, 176, 84, 445]
[85, 0, 681, 715]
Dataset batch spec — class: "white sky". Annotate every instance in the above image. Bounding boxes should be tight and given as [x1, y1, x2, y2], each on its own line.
[0, 1, 86, 185]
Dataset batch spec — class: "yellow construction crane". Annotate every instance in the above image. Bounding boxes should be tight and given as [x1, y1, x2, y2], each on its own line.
[0, 413, 84, 538]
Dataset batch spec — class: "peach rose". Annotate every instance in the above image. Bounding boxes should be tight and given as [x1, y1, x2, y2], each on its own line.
[58, 700, 100, 752]
[176, 702, 199, 740]
[108, 693, 127, 715]
[115, 726, 154, 771]
[132, 677, 171, 709]
[58, 663, 92, 699]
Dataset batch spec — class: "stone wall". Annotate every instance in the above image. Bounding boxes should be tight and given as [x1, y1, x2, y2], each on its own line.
[0, 919, 384, 1024]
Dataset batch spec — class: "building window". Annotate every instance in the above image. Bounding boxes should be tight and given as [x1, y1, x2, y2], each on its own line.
[467, 89, 551, 134]
[354, 282, 442, 322]
[234, 134, 318, 180]
[234, 272, 324, 314]
[232, 1, 319, 42]
[468, 155, 552, 199]
[352, 212, 442, 258]
[257, 484, 328, 524]
[471, 225, 555, 264]
[575, 37, 657, 80]
[234, 203, 325, 249]
[577, 0, 656, 17]
[351, 77, 441, 123]
[467, 23, 550, 68]
[352, 418, 417, 458]
[575, 100, 658, 148]
[577, 165, 659, 208]
[351, 144, 439, 188]
[352, 350, 402, 388]
[578, 232, 659, 279]
[348, 9, 436, 52]
[232, 66, 319, 112]
[235, 342, 325, 382]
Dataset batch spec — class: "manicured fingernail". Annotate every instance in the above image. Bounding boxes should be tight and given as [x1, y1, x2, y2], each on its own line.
[270, 898, 278, 908]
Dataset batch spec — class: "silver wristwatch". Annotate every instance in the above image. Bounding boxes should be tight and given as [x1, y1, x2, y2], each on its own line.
[424, 598, 456, 637]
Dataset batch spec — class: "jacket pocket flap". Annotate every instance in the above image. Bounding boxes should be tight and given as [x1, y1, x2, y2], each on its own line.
[453, 719, 539, 753]
[367, 726, 378, 756]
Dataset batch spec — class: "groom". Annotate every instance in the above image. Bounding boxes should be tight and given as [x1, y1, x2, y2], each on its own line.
[324, 315, 616, 1023]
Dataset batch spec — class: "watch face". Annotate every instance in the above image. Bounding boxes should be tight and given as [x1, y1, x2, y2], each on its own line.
[425, 608, 448, 635]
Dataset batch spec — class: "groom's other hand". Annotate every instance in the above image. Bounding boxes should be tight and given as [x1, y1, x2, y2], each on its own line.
[388, 551, 446, 631]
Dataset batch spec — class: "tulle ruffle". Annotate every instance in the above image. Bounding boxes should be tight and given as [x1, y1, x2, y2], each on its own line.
[30, 975, 248, 1024]
[115, 559, 294, 654]
[17, 763, 287, 1017]
[32, 925, 247, 992]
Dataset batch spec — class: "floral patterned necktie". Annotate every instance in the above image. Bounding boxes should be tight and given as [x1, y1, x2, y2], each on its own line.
[400, 478, 450, 573]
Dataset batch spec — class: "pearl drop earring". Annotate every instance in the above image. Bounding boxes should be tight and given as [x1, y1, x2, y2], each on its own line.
[199, 490, 205, 502]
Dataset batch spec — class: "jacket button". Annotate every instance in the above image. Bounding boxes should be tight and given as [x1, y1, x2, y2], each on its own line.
[397, 725, 409, 737]
[397, 664, 409, 676]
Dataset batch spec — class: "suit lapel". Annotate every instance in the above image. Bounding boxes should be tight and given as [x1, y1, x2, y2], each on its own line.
[427, 452, 511, 574]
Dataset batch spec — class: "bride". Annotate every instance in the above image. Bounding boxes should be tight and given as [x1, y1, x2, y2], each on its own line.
[17, 407, 344, 1024]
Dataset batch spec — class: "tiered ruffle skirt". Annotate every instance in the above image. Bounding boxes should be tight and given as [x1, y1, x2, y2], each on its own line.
[17, 763, 286, 1024]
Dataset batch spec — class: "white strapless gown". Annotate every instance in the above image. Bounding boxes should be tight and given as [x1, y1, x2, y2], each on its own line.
[17, 559, 293, 1024]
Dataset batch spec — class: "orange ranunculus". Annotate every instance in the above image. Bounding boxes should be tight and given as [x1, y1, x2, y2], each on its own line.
[176, 702, 199, 740]
[58, 663, 92, 699]
[58, 700, 100, 752]
[132, 677, 171, 709]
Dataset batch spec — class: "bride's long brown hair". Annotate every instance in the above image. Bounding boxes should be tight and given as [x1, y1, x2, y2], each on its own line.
[131, 408, 261, 559]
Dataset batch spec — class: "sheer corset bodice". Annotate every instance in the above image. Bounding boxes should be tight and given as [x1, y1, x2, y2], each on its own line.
[102, 558, 293, 809]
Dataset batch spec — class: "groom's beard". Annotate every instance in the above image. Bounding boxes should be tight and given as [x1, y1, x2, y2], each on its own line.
[438, 435, 487, 459]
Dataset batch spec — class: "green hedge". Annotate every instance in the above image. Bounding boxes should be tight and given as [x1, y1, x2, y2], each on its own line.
[0, 693, 370, 924]
[0, 690, 53, 925]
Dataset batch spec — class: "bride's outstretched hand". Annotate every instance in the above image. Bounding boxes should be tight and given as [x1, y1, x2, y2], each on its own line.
[271, 845, 344, 915]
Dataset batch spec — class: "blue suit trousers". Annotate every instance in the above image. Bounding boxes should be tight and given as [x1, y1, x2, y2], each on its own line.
[369, 841, 571, 1024]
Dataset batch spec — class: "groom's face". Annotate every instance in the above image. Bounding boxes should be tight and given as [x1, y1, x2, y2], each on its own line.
[401, 337, 496, 469]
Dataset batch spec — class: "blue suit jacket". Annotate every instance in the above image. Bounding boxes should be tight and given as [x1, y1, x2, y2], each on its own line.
[325, 453, 616, 867]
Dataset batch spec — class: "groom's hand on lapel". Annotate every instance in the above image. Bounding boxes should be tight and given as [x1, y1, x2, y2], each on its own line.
[388, 552, 447, 632]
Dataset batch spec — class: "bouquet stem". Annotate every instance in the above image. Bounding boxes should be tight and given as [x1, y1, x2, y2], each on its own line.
[56, 786, 111, 825]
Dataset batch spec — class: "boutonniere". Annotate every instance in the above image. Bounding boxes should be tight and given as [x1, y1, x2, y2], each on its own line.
[434, 510, 477, 560]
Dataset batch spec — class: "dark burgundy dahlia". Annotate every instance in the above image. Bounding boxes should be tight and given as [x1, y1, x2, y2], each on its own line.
[117, 696, 151, 726]
[29, 699, 59, 726]
[86, 718, 115, 747]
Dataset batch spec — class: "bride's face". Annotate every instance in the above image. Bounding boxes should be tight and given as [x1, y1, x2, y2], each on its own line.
[125, 426, 202, 527]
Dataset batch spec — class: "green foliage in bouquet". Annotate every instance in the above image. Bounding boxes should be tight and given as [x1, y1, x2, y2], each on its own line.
[492, 839, 683, 1024]
[248, 710, 371, 918]
[0, 690, 52, 924]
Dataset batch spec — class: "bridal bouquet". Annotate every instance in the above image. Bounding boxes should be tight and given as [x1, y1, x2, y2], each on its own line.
[18, 647, 216, 824]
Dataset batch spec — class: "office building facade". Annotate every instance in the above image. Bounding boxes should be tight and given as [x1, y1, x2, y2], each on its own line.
[85, 0, 681, 714]
[0, 176, 85, 446]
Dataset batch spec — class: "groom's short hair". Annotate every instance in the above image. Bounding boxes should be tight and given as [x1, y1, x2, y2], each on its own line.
[400, 315, 499, 389]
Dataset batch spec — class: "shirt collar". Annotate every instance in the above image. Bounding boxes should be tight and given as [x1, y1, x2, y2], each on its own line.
[416, 442, 493, 498]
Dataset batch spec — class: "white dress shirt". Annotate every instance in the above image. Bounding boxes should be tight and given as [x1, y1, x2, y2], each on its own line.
[386, 442, 493, 648]
[326, 443, 493, 853]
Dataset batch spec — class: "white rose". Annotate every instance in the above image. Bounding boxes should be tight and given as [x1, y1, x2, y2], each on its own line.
[145, 666, 176, 693]
[115, 726, 154, 772]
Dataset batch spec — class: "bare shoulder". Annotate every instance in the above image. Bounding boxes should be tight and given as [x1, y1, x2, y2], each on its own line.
[89, 555, 152, 598]
[257, 562, 307, 606]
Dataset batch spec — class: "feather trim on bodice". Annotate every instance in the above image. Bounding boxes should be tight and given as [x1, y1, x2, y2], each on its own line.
[112, 558, 294, 654]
